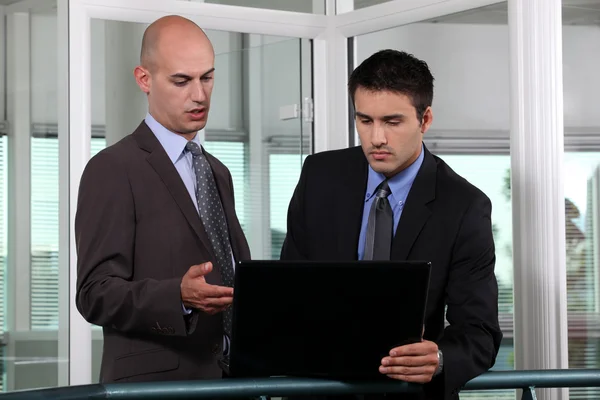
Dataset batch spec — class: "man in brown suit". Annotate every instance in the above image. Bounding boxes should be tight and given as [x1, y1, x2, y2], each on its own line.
[75, 15, 250, 383]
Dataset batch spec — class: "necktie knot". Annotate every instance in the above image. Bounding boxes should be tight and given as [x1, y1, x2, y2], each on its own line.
[375, 180, 391, 199]
[185, 141, 202, 157]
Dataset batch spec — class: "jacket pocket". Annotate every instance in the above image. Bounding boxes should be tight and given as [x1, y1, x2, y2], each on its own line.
[113, 348, 179, 381]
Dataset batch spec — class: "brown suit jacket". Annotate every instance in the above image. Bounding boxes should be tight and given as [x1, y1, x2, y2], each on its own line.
[281, 145, 502, 400]
[75, 121, 250, 383]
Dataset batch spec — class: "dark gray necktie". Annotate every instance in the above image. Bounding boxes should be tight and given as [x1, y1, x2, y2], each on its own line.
[363, 180, 393, 260]
[185, 141, 235, 337]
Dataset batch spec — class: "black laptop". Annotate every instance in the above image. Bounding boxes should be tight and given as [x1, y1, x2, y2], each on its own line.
[220, 260, 431, 380]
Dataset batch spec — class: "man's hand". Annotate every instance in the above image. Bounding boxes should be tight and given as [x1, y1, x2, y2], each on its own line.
[180, 262, 233, 315]
[379, 340, 439, 383]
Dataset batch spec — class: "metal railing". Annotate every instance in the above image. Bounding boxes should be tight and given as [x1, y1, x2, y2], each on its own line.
[1, 369, 600, 399]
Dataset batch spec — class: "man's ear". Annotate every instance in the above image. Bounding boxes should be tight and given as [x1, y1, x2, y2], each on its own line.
[420, 107, 433, 134]
[134, 65, 151, 94]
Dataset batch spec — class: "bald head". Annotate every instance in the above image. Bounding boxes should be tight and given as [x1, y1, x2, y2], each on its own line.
[134, 15, 216, 138]
[140, 15, 213, 71]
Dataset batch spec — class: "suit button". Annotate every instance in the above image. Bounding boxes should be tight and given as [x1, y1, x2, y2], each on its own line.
[212, 343, 220, 355]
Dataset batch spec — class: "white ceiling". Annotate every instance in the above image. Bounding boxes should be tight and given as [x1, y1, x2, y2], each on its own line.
[355, 0, 600, 25]
[424, 0, 600, 25]
[1, 0, 598, 25]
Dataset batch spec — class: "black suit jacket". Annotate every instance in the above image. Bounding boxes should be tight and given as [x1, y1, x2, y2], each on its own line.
[75, 121, 250, 383]
[281, 145, 502, 399]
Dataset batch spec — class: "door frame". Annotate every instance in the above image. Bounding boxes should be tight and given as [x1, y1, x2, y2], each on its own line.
[67, 0, 539, 386]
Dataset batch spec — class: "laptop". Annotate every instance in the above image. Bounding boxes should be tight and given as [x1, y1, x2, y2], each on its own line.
[220, 260, 431, 380]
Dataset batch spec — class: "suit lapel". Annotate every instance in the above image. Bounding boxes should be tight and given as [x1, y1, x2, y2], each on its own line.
[391, 146, 437, 261]
[132, 122, 217, 260]
[337, 147, 369, 260]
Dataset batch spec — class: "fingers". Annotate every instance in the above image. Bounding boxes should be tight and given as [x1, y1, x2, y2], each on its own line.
[379, 364, 437, 377]
[202, 284, 234, 298]
[206, 295, 233, 307]
[382, 355, 437, 368]
[386, 374, 436, 383]
[186, 287, 233, 311]
[381, 341, 439, 383]
[187, 299, 232, 314]
[389, 341, 438, 357]
[188, 262, 213, 278]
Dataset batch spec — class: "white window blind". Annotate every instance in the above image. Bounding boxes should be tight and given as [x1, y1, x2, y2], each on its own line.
[30, 137, 59, 330]
[90, 138, 106, 158]
[203, 141, 246, 230]
[268, 153, 307, 260]
[29, 137, 105, 331]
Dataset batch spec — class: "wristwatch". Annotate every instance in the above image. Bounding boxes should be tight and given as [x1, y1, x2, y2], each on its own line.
[435, 350, 444, 376]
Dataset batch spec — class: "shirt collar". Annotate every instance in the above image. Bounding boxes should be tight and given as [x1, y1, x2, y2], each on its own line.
[144, 112, 202, 164]
[365, 144, 425, 202]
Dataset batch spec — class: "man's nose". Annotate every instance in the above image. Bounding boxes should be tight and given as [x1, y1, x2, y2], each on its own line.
[371, 123, 387, 146]
[190, 81, 206, 103]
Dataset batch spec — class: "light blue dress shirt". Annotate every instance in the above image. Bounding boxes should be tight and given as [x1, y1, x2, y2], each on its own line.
[145, 113, 202, 213]
[357, 145, 425, 260]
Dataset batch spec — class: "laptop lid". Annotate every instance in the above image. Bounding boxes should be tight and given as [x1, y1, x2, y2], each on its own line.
[226, 260, 431, 380]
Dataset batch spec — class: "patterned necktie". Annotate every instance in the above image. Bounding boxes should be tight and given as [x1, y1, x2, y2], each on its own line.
[363, 180, 393, 260]
[185, 141, 235, 337]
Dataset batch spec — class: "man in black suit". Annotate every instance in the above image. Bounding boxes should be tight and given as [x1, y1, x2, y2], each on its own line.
[281, 50, 502, 399]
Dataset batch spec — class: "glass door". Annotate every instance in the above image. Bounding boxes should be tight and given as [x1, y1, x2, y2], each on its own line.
[75, 2, 318, 383]
[1, 0, 69, 392]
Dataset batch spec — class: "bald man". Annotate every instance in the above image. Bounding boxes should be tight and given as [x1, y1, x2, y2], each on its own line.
[75, 16, 250, 383]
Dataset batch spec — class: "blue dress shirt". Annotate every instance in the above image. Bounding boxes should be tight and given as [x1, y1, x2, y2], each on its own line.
[357, 145, 425, 260]
[145, 113, 202, 212]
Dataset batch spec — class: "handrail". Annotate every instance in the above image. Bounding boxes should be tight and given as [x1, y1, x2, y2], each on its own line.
[2, 369, 600, 399]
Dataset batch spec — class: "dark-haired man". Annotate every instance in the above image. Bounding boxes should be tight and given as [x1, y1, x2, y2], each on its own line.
[281, 50, 502, 399]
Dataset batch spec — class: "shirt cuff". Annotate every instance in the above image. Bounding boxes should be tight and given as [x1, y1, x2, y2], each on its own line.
[182, 302, 193, 315]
